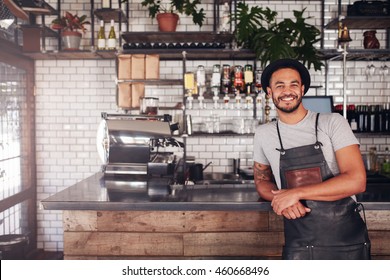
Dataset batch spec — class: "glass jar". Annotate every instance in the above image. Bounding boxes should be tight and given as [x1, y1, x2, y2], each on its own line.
[140, 97, 159, 115]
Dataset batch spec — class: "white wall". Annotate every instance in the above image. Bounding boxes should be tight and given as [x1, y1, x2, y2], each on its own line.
[35, 0, 390, 251]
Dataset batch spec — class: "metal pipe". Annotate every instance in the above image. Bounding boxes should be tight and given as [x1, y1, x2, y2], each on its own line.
[342, 43, 347, 119]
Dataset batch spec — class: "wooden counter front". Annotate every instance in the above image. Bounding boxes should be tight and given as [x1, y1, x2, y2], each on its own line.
[63, 210, 284, 259]
[62, 210, 390, 260]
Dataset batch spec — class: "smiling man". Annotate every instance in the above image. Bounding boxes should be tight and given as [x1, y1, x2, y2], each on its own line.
[253, 58, 371, 260]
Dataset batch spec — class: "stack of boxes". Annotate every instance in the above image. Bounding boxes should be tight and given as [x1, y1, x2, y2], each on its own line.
[117, 54, 160, 109]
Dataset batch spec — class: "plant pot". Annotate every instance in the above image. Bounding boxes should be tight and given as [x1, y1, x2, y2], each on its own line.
[61, 31, 82, 50]
[156, 13, 179, 32]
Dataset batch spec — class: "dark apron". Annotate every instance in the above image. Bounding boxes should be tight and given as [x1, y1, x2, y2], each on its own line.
[276, 113, 371, 260]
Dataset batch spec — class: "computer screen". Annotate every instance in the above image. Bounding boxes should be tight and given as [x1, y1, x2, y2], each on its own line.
[302, 96, 334, 113]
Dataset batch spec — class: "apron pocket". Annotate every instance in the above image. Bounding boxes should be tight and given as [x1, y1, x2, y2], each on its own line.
[283, 242, 371, 260]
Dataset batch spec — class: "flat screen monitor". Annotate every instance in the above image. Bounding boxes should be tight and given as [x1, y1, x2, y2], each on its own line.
[302, 96, 334, 113]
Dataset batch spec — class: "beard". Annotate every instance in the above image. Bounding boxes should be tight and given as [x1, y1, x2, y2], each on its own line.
[272, 94, 303, 113]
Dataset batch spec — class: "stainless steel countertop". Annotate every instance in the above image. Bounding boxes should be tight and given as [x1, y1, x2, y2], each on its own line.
[41, 172, 390, 211]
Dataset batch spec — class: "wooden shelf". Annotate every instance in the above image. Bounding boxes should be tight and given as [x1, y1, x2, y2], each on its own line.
[21, 25, 58, 38]
[27, 0, 58, 16]
[121, 32, 234, 44]
[20, 48, 390, 61]
[117, 79, 182, 85]
[318, 49, 390, 61]
[122, 48, 256, 60]
[22, 50, 117, 60]
[326, 16, 390, 29]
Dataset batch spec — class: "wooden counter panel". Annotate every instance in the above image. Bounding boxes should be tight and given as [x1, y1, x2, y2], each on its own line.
[183, 211, 270, 232]
[184, 232, 284, 257]
[366, 211, 390, 230]
[96, 211, 186, 232]
[368, 231, 390, 256]
[65, 211, 272, 232]
[64, 210, 97, 231]
[64, 232, 183, 257]
[268, 212, 284, 232]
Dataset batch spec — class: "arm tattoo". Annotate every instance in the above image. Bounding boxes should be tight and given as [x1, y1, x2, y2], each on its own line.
[253, 162, 273, 182]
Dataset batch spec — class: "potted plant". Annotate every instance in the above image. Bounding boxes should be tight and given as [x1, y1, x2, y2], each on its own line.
[141, 0, 206, 32]
[51, 12, 90, 50]
[234, 2, 323, 71]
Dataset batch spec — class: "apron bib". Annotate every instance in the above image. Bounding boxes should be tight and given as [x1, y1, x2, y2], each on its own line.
[276, 113, 371, 260]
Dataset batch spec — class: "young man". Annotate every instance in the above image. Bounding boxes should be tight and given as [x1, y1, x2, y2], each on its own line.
[253, 58, 371, 260]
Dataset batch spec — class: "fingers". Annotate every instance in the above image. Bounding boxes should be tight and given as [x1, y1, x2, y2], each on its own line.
[271, 189, 297, 215]
[280, 203, 311, 219]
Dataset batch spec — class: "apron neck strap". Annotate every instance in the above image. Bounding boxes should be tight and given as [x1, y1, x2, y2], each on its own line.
[276, 121, 285, 154]
[276, 112, 322, 154]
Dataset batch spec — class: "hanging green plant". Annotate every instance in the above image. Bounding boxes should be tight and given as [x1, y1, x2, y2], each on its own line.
[234, 2, 323, 71]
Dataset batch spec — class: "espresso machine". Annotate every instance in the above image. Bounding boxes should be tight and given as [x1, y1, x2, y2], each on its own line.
[96, 112, 183, 198]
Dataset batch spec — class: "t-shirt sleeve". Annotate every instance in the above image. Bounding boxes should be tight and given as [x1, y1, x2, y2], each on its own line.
[328, 113, 360, 151]
[253, 126, 270, 165]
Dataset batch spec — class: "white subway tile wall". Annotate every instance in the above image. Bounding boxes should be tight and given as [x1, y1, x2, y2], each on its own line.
[36, 1, 390, 251]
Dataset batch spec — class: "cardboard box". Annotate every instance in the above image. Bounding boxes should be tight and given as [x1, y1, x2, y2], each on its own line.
[145, 54, 160, 79]
[131, 54, 145, 79]
[117, 83, 132, 108]
[117, 54, 132, 80]
[131, 83, 145, 108]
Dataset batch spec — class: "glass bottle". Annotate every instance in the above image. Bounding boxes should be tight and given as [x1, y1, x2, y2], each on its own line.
[382, 147, 390, 174]
[107, 19, 116, 50]
[244, 64, 253, 109]
[244, 64, 253, 94]
[220, 2, 230, 33]
[211, 64, 221, 109]
[196, 65, 206, 108]
[233, 65, 243, 93]
[221, 64, 231, 95]
[97, 20, 106, 50]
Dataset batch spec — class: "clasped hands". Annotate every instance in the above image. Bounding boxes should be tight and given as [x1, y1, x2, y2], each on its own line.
[271, 189, 311, 219]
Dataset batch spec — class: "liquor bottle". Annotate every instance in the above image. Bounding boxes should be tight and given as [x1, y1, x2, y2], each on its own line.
[97, 20, 106, 50]
[221, 64, 231, 95]
[374, 105, 382, 132]
[383, 103, 390, 132]
[244, 64, 253, 94]
[101, 0, 112, 9]
[348, 105, 358, 132]
[107, 19, 116, 50]
[233, 65, 244, 93]
[368, 105, 376, 132]
[355, 105, 363, 132]
[254, 70, 262, 94]
[362, 105, 368, 132]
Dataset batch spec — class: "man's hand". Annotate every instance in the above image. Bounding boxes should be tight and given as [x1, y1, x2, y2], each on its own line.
[271, 189, 311, 217]
[280, 202, 311, 219]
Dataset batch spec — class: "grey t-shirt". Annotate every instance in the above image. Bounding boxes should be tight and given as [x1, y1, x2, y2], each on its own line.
[253, 110, 359, 189]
